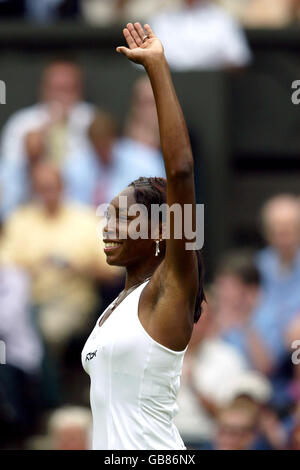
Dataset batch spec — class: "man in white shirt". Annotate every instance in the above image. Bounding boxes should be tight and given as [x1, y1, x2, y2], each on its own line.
[81, 0, 181, 26]
[0, 262, 44, 446]
[150, 0, 252, 71]
[0, 59, 95, 219]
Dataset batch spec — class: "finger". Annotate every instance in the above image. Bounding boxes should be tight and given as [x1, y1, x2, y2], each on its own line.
[126, 23, 140, 48]
[116, 46, 132, 59]
[123, 27, 137, 50]
[144, 24, 156, 39]
[134, 22, 147, 42]
[129, 23, 143, 47]
[123, 27, 137, 49]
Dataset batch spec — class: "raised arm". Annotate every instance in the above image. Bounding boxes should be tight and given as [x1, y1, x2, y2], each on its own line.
[117, 23, 198, 291]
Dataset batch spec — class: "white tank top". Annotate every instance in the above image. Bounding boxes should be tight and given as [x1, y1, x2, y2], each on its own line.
[81, 280, 187, 450]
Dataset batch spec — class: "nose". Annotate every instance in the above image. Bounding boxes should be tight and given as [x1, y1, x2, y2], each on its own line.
[103, 224, 111, 240]
[103, 225, 117, 239]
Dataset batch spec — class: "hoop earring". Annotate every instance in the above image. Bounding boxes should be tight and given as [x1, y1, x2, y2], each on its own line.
[155, 240, 160, 257]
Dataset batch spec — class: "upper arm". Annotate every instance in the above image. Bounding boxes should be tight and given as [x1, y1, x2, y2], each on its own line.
[162, 159, 199, 294]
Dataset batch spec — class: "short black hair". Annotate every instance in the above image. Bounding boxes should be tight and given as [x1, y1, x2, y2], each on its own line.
[215, 250, 261, 286]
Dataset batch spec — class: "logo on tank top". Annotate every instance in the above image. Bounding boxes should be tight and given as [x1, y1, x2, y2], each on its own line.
[85, 350, 97, 361]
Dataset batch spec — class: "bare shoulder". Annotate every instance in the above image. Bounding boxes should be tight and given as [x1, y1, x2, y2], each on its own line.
[138, 252, 199, 351]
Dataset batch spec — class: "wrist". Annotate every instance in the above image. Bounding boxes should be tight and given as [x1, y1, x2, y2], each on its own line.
[144, 53, 168, 72]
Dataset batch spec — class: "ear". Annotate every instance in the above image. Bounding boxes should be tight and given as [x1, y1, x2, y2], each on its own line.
[160, 221, 167, 241]
[151, 222, 166, 241]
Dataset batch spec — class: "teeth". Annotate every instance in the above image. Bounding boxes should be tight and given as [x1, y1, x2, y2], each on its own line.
[105, 242, 121, 248]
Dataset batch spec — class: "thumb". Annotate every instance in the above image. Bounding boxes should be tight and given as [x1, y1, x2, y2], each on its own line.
[116, 46, 132, 58]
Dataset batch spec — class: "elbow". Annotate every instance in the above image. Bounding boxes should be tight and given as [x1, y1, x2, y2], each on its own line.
[168, 159, 194, 180]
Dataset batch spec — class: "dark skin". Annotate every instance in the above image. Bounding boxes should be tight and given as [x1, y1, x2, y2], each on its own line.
[101, 23, 198, 352]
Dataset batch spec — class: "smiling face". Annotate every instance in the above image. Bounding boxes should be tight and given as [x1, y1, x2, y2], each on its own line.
[103, 186, 159, 268]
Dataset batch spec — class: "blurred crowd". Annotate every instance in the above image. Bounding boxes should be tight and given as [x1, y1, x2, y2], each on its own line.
[1, 0, 300, 30]
[0, 57, 165, 449]
[2, 0, 300, 71]
[0, 0, 300, 453]
[175, 196, 300, 450]
[1, 0, 300, 71]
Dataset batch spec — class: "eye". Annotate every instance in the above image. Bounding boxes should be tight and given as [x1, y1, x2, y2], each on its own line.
[118, 213, 128, 222]
[105, 210, 113, 222]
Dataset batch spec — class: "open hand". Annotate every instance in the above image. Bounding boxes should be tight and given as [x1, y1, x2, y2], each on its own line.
[116, 23, 164, 67]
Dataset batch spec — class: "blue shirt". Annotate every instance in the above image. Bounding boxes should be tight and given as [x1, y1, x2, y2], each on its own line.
[256, 247, 300, 307]
[256, 247, 300, 337]
[221, 292, 286, 368]
[63, 137, 166, 206]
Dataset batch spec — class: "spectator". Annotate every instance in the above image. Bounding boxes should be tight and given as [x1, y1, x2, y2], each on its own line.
[208, 398, 261, 450]
[123, 75, 160, 150]
[26, 0, 80, 22]
[48, 406, 92, 450]
[257, 194, 300, 290]
[81, 0, 180, 26]
[0, 248, 44, 446]
[213, 251, 280, 374]
[63, 110, 117, 206]
[0, 266, 43, 375]
[63, 76, 165, 208]
[219, 0, 300, 28]
[26, 406, 92, 450]
[149, 0, 252, 71]
[203, 368, 286, 450]
[218, 371, 288, 449]
[0, 0, 79, 20]
[257, 194, 300, 323]
[0, 163, 120, 356]
[214, 250, 296, 412]
[207, 392, 286, 450]
[256, 194, 300, 411]
[99, 75, 165, 203]
[0, 59, 95, 219]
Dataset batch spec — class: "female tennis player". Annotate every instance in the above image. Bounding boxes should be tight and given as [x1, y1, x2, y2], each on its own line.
[82, 22, 205, 450]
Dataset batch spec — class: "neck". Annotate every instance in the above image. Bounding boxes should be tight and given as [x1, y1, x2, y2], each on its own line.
[44, 204, 61, 217]
[125, 122, 160, 149]
[124, 256, 162, 290]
